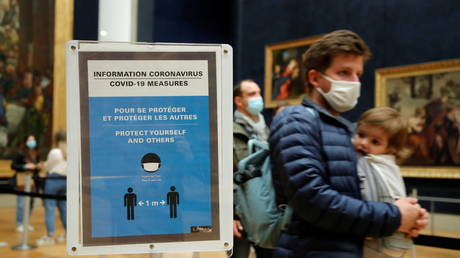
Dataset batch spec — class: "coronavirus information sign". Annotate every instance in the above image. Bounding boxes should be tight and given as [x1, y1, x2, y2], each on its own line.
[66, 41, 233, 255]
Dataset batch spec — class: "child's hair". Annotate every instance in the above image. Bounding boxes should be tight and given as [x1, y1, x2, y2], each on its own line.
[357, 107, 411, 162]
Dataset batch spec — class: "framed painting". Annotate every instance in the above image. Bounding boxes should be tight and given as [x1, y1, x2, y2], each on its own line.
[375, 59, 460, 178]
[264, 35, 322, 108]
[0, 0, 72, 175]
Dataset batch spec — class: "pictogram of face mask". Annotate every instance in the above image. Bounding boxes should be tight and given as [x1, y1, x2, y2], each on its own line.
[142, 162, 160, 172]
[247, 96, 264, 115]
[316, 74, 361, 113]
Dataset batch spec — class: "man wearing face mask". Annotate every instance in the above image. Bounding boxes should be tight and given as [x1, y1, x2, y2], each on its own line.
[269, 30, 429, 257]
[233, 79, 273, 258]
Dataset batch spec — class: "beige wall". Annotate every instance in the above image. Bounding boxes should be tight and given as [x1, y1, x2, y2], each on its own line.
[52, 0, 74, 135]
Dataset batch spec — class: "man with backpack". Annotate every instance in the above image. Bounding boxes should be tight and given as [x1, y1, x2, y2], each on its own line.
[269, 30, 429, 257]
[233, 79, 274, 258]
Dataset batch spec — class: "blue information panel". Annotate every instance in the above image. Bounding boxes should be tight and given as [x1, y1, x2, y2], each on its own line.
[78, 52, 220, 246]
[89, 96, 211, 237]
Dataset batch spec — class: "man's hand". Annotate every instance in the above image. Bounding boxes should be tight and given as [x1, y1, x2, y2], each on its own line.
[416, 207, 429, 230]
[406, 207, 429, 237]
[395, 197, 429, 237]
[395, 197, 421, 233]
[233, 220, 244, 238]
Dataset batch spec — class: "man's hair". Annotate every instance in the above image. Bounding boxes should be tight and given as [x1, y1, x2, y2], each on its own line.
[302, 30, 372, 76]
[357, 107, 410, 162]
[233, 79, 256, 98]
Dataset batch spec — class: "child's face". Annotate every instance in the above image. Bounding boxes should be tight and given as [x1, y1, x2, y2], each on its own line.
[353, 123, 391, 155]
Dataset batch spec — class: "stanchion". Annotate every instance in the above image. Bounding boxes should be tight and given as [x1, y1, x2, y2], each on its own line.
[12, 173, 37, 250]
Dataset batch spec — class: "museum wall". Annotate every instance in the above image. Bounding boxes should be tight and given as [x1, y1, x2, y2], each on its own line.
[74, 1, 460, 119]
[73, 0, 460, 247]
[73, 0, 99, 41]
[236, 0, 460, 121]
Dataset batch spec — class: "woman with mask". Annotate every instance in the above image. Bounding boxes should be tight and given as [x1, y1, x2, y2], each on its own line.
[36, 130, 67, 245]
[11, 134, 42, 232]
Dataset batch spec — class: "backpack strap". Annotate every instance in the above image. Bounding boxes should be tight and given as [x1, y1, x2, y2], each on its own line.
[234, 139, 269, 185]
[304, 106, 317, 117]
[247, 137, 269, 154]
[302, 105, 331, 182]
[234, 164, 262, 185]
[247, 136, 257, 154]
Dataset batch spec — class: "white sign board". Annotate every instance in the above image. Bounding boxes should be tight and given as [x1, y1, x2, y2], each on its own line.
[66, 41, 233, 255]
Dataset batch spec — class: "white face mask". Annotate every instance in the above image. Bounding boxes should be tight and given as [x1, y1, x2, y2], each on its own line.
[316, 74, 361, 113]
[142, 162, 160, 172]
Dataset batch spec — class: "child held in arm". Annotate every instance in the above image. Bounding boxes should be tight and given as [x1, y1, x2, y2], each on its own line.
[353, 107, 413, 258]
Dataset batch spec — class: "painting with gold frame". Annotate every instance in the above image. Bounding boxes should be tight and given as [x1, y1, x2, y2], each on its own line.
[264, 35, 322, 108]
[0, 0, 72, 175]
[375, 59, 460, 178]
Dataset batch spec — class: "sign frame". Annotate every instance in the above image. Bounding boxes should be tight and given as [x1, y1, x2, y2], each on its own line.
[66, 41, 233, 255]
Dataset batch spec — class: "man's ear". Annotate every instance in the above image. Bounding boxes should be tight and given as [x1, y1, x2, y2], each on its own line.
[308, 69, 321, 88]
[234, 96, 243, 108]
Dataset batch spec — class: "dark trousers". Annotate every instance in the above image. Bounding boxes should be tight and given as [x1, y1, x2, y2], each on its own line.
[232, 235, 275, 258]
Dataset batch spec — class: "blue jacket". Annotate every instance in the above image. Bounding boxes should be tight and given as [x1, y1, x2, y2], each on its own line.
[269, 99, 401, 258]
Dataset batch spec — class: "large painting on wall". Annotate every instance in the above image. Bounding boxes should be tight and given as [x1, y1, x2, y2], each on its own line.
[0, 0, 72, 175]
[375, 59, 460, 178]
[0, 0, 55, 160]
[264, 35, 322, 108]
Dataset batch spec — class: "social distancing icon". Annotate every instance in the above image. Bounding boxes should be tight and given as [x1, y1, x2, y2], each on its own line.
[167, 186, 180, 218]
[124, 187, 137, 220]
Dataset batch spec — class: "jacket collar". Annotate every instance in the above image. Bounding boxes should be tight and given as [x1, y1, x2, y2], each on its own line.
[301, 98, 355, 133]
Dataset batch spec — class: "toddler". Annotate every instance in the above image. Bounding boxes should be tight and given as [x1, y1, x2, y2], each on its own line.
[353, 106, 413, 258]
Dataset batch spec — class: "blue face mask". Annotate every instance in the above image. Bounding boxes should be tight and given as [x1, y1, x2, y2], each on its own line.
[26, 140, 37, 149]
[247, 96, 264, 115]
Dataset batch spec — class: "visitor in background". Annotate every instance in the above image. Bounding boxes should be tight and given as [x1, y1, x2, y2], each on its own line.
[37, 130, 67, 245]
[11, 134, 42, 232]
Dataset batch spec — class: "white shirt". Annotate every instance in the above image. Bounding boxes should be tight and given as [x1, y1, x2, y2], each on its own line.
[44, 148, 67, 176]
[364, 154, 406, 200]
